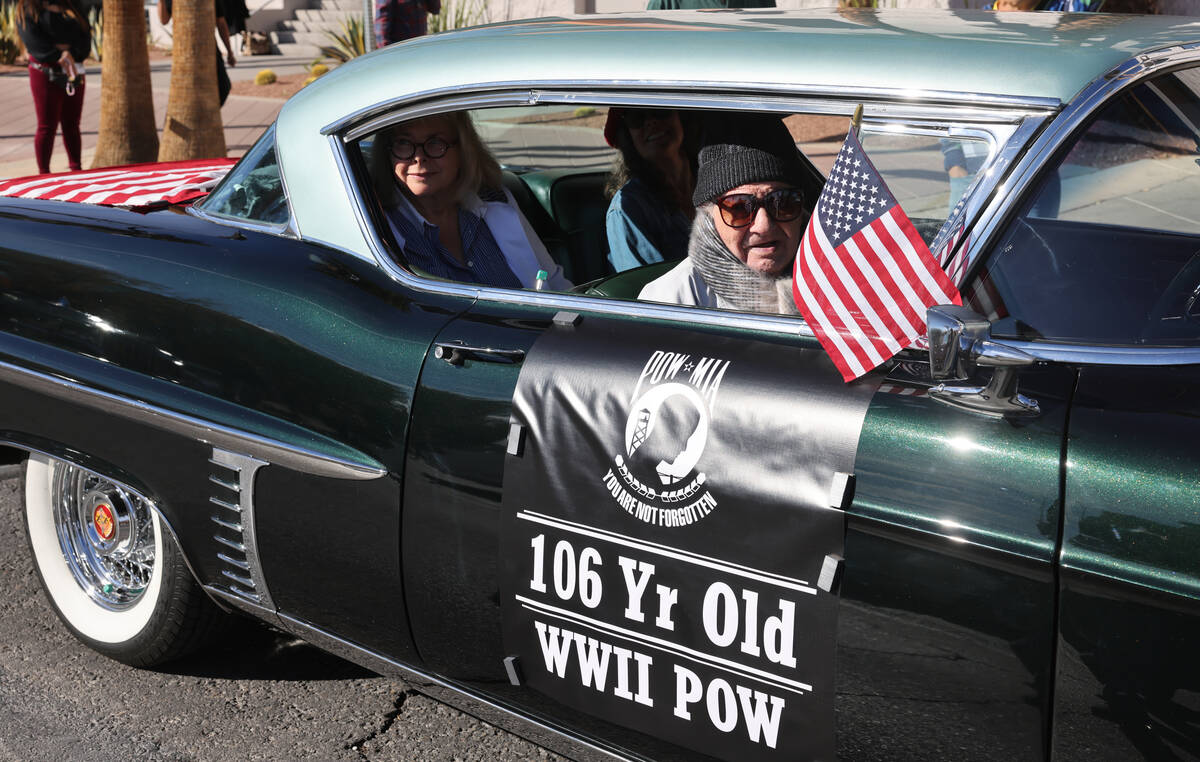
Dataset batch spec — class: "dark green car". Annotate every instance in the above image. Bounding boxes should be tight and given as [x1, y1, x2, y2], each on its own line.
[2, 9, 1199, 760]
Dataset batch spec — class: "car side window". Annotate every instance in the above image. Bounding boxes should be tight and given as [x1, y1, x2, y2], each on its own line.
[356, 106, 618, 287]
[199, 127, 290, 227]
[355, 105, 971, 319]
[860, 130, 991, 243]
[975, 66, 1200, 346]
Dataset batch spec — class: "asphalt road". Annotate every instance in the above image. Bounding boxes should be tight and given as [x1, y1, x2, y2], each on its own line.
[0, 473, 564, 762]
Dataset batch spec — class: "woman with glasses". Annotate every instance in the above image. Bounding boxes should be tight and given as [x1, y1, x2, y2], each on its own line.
[375, 112, 570, 290]
[640, 114, 809, 315]
[603, 108, 697, 273]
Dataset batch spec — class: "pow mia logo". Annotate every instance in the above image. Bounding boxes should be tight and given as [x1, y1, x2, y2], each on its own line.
[602, 350, 730, 528]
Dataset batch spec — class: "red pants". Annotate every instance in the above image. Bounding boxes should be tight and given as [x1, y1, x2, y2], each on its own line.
[28, 63, 85, 175]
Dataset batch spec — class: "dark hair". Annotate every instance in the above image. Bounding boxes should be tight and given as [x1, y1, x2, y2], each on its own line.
[17, 0, 89, 33]
[603, 111, 697, 214]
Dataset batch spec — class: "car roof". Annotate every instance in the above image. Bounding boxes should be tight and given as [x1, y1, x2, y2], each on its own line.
[301, 9, 1197, 114]
[274, 8, 1199, 261]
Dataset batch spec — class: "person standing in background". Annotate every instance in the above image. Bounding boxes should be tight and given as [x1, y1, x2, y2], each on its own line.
[16, 0, 89, 174]
[158, 0, 237, 106]
[374, 0, 440, 47]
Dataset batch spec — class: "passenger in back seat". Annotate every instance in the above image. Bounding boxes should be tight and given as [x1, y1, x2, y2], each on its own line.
[603, 108, 696, 273]
[375, 112, 571, 291]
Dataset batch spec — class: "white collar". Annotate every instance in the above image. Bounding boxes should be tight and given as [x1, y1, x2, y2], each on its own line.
[394, 186, 488, 228]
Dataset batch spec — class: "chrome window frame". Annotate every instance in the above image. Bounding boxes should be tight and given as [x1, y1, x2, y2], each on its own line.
[189, 124, 299, 239]
[956, 42, 1200, 365]
[330, 85, 1056, 343]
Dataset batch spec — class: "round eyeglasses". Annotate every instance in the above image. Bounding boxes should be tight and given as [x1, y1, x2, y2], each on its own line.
[715, 188, 805, 228]
[390, 136, 457, 161]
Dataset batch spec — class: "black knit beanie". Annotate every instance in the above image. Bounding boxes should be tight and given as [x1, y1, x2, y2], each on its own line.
[692, 113, 805, 206]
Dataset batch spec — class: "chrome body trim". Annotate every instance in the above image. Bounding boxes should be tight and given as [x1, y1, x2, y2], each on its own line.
[209, 448, 273, 608]
[216, 552, 251, 570]
[993, 340, 1200, 367]
[211, 516, 242, 532]
[0, 358, 387, 481]
[957, 43, 1200, 285]
[328, 132, 379, 262]
[209, 496, 240, 512]
[186, 205, 298, 239]
[204, 584, 282, 625]
[327, 80, 1060, 138]
[208, 474, 238, 492]
[221, 569, 255, 588]
[271, 611, 639, 762]
[213, 534, 245, 552]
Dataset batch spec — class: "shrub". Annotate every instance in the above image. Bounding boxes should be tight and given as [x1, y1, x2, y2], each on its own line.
[88, 6, 101, 61]
[304, 75, 319, 86]
[254, 69, 277, 85]
[573, 106, 597, 118]
[320, 16, 366, 64]
[308, 63, 329, 77]
[0, 3, 22, 65]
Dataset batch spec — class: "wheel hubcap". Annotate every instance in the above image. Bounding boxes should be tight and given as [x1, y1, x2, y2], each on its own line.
[52, 463, 156, 611]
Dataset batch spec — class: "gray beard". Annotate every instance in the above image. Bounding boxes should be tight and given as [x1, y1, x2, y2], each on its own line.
[688, 206, 800, 315]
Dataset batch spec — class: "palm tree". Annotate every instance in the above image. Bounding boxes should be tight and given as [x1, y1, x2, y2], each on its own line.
[91, 0, 158, 167]
[158, 0, 225, 160]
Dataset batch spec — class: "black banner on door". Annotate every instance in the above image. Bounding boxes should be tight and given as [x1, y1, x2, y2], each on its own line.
[500, 317, 877, 761]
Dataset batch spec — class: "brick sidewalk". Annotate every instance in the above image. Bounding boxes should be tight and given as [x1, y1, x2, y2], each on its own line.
[0, 67, 286, 180]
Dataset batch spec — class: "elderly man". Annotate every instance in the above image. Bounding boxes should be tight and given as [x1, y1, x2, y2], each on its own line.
[639, 113, 810, 315]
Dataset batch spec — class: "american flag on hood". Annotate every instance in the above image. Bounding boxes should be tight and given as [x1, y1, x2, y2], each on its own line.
[0, 158, 237, 209]
[793, 130, 961, 382]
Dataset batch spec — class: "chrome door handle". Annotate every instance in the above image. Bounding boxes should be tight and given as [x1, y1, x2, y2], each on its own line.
[434, 341, 525, 366]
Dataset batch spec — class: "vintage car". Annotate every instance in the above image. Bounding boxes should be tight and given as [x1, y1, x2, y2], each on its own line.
[3, 8, 1199, 761]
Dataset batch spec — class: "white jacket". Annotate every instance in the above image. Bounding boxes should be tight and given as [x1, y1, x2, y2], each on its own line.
[638, 259, 720, 308]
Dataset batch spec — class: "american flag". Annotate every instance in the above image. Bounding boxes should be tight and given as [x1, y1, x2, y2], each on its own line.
[0, 158, 237, 209]
[793, 130, 961, 382]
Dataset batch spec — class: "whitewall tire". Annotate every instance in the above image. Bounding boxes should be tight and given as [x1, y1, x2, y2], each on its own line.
[23, 453, 223, 666]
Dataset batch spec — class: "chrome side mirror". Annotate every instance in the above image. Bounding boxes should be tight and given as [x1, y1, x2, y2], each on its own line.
[927, 305, 991, 381]
[926, 305, 1040, 419]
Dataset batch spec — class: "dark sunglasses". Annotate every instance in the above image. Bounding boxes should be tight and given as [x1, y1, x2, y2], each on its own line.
[715, 188, 806, 228]
[390, 136, 457, 161]
[623, 109, 673, 129]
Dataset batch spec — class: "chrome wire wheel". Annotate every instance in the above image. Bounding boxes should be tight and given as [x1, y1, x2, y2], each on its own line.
[52, 464, 156, 611]
[25, 453, 224, 665]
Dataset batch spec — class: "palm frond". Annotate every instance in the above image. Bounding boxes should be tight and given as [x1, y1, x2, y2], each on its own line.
[321, 14, 367, 64]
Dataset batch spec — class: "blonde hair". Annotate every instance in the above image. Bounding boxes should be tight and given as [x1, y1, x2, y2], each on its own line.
[373, 111, 503, 206]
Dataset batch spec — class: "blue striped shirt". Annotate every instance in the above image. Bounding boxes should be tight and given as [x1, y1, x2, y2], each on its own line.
[385, 198, 523, 289]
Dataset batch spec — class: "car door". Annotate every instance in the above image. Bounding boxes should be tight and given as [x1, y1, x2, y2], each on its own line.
[962, 64, 1200, 761]
[394, 99, 1074, 761]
